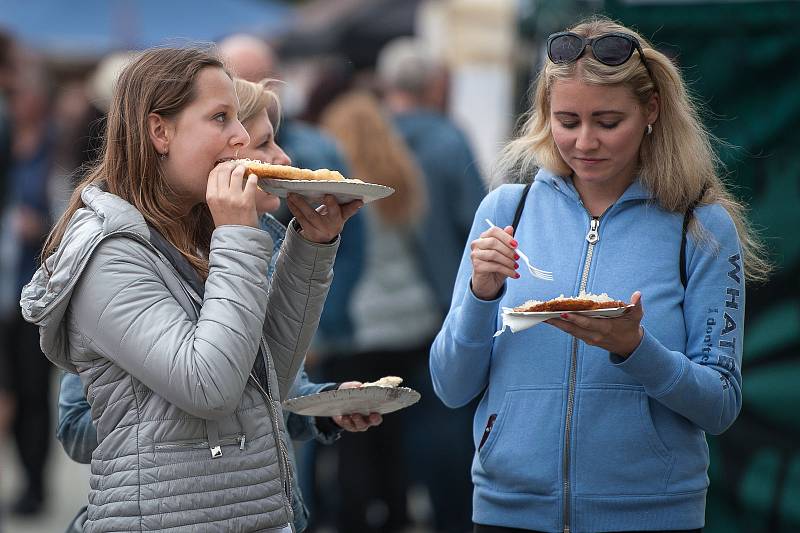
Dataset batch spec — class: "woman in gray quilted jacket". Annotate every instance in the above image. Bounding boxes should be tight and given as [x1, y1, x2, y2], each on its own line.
[20, 47, 362, 532]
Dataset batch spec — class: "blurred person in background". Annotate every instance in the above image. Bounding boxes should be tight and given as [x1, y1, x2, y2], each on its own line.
[0, 32, 14, 210]
[319, 89, 438, 533]
[377, 37, 486, 316]
[376, 37, 485, 533]
[220, 35, 367, 530]
[220, 32, 364, 365]
[48, 52, 139, 219]
[430, 16, 770, 533]
[55, 76, 380, 533]
[0, 32, 15, 437]
[0, 30, 16, 532]
[234, 77, 381, 532]
[0, 48, 56, 517]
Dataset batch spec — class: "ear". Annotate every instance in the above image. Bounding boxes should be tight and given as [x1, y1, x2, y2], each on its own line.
[645, 92, 660, 126]
[147, 112, 173, 155]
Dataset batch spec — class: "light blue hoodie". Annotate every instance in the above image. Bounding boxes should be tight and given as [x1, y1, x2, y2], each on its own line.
[430, 169, 744, 532]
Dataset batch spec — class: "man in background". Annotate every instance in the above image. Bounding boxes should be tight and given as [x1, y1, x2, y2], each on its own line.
[376, 37, 486, 533]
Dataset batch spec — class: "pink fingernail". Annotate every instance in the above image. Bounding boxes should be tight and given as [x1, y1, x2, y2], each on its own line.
[561, 313, 570, 319]
[510, 240, 518, 248]
[514, 262, 519, 269]
[514, 273, 520, 279]
[514, 253, 520, 260]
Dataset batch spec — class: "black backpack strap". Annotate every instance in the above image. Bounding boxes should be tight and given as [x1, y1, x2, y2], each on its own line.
[680, 184, 709, 288]
[511, 183, 532, 233]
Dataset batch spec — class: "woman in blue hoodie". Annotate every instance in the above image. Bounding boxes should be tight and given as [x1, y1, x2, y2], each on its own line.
[430, 17, 770, 533]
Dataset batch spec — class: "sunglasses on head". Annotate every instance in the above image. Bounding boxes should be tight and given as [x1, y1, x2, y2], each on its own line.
[547, 31, 654, 80]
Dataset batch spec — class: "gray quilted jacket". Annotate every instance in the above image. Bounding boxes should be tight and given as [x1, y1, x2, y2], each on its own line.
[20, 185, 338, 532]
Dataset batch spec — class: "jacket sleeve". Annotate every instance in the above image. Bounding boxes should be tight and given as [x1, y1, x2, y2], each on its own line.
[263, 221, 338, 400]
[612, 204, 744, 434]
[56, 371, 97, 463]
[284, 368, 340, 443]
[429, 188, 510, 408]
[70, 225, 273, 419]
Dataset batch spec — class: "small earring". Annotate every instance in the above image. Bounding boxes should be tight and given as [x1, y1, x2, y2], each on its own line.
[159, 151, 168, 160]
[646, 124, 653, 135]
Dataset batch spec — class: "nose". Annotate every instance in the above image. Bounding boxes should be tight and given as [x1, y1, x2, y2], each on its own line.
[272, 144, 291, 166]
[231, 120, 250, 151]
[575, 125, 599, 152]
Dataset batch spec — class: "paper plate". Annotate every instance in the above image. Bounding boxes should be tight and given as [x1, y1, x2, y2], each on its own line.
[258, 178, 394, 204]
[506, 305, 633, 319]
[494, 305, 634, 336]
[282, 386, 421, 417]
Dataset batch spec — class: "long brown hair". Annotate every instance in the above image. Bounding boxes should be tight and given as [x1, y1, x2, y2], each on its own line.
[320, 91, 426, 225]
[496, 16, 771, 283]
[42, 47, 225, 278]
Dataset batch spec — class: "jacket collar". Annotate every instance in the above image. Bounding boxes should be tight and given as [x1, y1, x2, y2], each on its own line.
[534, 168, 654, 208]
[80, 184, 150, 238]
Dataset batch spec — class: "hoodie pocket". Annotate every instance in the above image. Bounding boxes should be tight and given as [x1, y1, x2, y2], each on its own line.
[574, 387, 674, 496]
[477, 388, 563, 494]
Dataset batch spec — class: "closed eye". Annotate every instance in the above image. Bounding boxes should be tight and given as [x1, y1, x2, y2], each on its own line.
[559, 122, 579, 129]
[599, 122, 620, 129]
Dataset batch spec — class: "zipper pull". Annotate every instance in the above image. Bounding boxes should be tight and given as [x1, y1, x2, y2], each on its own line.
[478, 414, 498, 451]
[239, 435, 246, 450]
[585, 217, 600, 244]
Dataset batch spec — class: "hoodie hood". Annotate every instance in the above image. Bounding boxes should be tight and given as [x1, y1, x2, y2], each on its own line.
[20, 185, 150, 372]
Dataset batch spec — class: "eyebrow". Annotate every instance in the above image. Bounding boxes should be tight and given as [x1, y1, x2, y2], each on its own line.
[553, 111, 625, 117]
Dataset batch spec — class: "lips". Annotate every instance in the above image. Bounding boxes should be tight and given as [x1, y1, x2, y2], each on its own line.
[214, 157, 236, 166]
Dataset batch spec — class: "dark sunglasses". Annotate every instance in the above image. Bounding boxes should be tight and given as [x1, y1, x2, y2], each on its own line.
[547, 31, 654, 80]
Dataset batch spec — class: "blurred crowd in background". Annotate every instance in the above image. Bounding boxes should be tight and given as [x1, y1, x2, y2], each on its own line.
[0, 0, 798, 532]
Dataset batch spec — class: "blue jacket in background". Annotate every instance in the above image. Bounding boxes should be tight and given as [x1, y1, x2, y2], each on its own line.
[277, 120, 364, 352]
[394, 110, 485, 315]
[430, 169, 744, 532]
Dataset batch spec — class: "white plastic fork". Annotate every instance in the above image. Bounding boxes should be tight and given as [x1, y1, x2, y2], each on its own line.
[485, 218, 553, 281]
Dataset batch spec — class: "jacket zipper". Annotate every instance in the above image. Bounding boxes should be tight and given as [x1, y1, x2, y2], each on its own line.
[563, 215, 601, 533]
[154, 434, 246, 452]
[249, 339, 293, 506]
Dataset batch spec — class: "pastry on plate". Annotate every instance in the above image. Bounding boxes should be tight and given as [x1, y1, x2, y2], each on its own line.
[513, 292, 627, 313]
[232, 159, 346, 181]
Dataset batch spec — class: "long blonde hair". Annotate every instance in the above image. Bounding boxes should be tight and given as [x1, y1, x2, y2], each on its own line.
[235, 77, 281, 128]
[320, 91, 426, 225]
[497, 16, 770, 283]
[41, 47, 225, 278]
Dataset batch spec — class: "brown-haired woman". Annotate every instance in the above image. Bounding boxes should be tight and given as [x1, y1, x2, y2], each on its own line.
[20, 47, 361, 532]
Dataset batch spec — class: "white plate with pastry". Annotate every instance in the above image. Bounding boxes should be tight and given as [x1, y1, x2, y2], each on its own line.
[495, 292, 633, 336]
[282, 377, 420, 417]
[259, 178, 394, 204]
[233, 159, 394, 204]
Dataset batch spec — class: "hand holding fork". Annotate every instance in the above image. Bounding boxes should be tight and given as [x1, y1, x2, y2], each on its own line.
[485, 219, 553, 281]
[470, 218, 553, 301]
